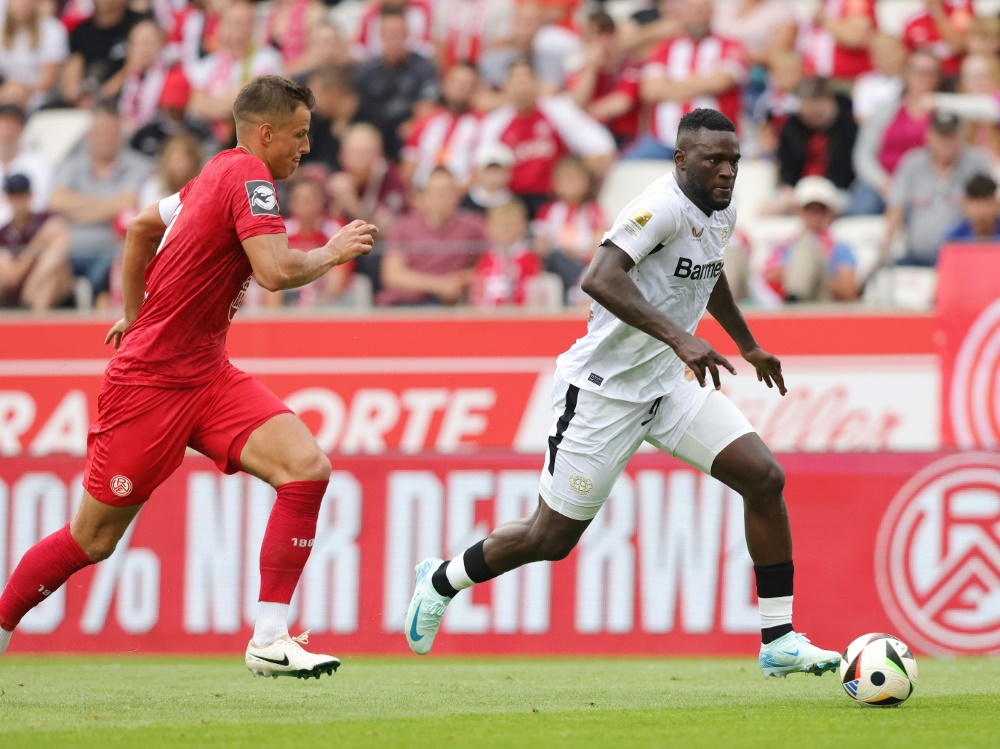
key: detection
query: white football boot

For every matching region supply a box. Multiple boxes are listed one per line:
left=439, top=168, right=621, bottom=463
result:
left=245, top=630, right=340, bottom=680
left=759, top=631, right=841, bottom=679
left=403, top=558, right=452, bottom=655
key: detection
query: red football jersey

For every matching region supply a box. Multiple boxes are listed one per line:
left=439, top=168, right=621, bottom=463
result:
left=108, top=148, right=286, bottom=387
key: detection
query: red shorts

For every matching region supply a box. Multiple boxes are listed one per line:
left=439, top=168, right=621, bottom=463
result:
left=84, top=362, right=291, bottom=506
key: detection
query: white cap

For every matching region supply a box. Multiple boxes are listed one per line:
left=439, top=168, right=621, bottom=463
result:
left=793, top=176, right=842, bottom=213
left=475, top=144, right=515, bottom=170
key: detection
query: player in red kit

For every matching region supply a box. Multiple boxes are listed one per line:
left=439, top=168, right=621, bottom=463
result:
left=0, top=76, right=378, bottom=679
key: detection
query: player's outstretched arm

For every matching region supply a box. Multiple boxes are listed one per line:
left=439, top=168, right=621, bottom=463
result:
left=105, top=200, right=169, bottom=349
left=242, top=220, right=378, bottom=292
left=582, top=241, right=736, bottom=389
left=707, top=272, right=786, bottom=395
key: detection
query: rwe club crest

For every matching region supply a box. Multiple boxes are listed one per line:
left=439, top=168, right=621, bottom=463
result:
left=876, top=453, right=1000, bottom=654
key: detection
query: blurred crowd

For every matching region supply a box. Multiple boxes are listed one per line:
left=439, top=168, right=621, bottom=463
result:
left=2, top=0, right=1000, bottom=312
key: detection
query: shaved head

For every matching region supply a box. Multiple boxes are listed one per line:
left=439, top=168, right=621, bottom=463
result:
left=674, top=109, right=740, bottom=215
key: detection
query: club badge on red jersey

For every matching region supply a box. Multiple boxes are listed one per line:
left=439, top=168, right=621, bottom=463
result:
left=245, top=180, right=280, bottom=216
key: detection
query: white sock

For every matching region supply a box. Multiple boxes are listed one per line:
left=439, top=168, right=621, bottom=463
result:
left=253, top=601, right=289, bottom=647
left=759, top=595, right=793, bottom=631
left=0, top=627, right=11, bottom=657
left=445, top=555, right=475, bottom=592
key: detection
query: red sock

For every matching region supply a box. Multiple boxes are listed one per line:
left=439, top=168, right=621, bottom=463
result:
left=0, top=524, right=93, bottom=631
left=258, top=480, right=327, bottom=603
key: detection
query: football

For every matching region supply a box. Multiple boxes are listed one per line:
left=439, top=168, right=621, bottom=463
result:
left=840, top=633, right=918, bottom=707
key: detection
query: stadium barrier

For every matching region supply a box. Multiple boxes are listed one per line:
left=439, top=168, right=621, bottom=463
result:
left=1, top=450, right=997, bottom=657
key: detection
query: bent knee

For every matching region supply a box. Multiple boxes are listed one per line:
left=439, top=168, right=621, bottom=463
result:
left=746, top=460, right=785, bottom=501
left=295, top=450, right=331, bottom=483
left=80, top=536, right=118, bottom=563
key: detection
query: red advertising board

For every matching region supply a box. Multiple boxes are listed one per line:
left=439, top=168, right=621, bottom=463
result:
left=0, top=313, right=940, bottom=456
left=3, top=451, right=998, bottom=656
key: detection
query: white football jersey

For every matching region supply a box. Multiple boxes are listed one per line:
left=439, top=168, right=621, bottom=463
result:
left=557, top=172, right=737, bottom=403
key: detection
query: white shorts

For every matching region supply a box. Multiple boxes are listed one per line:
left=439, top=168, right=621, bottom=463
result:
left=539, top=371, right=755, bottom=521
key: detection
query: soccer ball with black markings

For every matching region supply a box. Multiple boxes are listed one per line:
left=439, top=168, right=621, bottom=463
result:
left=840, top=633, right=918, bottom=707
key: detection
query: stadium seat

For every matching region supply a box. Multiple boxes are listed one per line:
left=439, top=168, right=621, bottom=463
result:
left=523, top=272, right=565, bottom=309
left=346, top=272, right=373, bottom=308
left=23, top=108, right=94, bottom=167
left=733, top=159, right=777, bottom=224
left=830, top=215, right=886, bottom=283
left=863, top=266, right=937, bottom=310
left=598, top=159, right=673, bottom=222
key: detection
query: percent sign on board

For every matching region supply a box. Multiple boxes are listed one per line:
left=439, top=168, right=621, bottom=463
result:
left=80, top=522, right=161, bottom=634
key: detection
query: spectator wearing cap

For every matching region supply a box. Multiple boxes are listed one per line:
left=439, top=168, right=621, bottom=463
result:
left=60, top=0, right=149, bottom=107
left=567, top=11, right=642, bottom=150
left=764, top=176, right=858, bottom=303
left=0, top=0, right=69, bottom=111
left=475, top=59, right=615, bottom=218
left=353, top=6, right=441, bottom=162
left=0, top=103, right=53, bottom=227
left=461, top=144, right=515, bottom=215
left=631, top=0, right=747, bottom=161
left=128, top=66, right=215, bottom=159
left=401, top=62, right=481, bottom=190
left=850, top=51, right=942, bottom=217
left=943, top=174, right=1000, bottom=242
left=51, top=100, right=153, bottom=303
left=0, top=173, right=73, bottom=310
left=882, top=111, right=991, bottom=267
left=377, top=166, right=487, bottom=307
left=772, top=77, right=857, bottom=214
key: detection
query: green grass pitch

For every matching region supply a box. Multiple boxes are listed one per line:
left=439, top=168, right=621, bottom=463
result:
left=1, top=656, right=998, bottom=749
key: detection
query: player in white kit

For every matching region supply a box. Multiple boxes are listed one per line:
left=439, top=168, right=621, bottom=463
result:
left=404, top=109, right=841, bottom=679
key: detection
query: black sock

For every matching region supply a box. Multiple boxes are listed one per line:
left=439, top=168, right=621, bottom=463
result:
left=429, top=540, right=500, bottom=598
left=755, top=561, right=794, bottom=645
left=762, top=623, right=794, bottom=644
left=463, top=539, right=500, bottom=583
left=431, top=561, right=459, bottom=598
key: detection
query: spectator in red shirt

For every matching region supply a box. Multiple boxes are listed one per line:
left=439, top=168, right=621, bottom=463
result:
left=567, top=11, right=641, bottom=149
left=327, top=123, right=408, bottom=233
left=401, top=61, right=482, bottom=189
left=265, top=0, right=327, bottom=70
left=903, top=0, right=972, bottom=78
left=630, top=0, right=747, bottom=160
left=475, top=59, right=615, bottom=217
left=377, top=166, right=488, bottom=306
left=118, top=20, right=169, bottom=134
left=471, top=198, right=541, bottom=307
left=432, top=0, right=514, bottom=72
left=532, top=155, right=604, bottom=301
left=801, top=0, right=877, bottom=82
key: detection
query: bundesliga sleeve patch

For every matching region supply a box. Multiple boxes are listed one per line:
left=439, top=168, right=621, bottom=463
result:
left=622, top=208, right=653, bottom=238
left=245, top=180, right=280, bottom=216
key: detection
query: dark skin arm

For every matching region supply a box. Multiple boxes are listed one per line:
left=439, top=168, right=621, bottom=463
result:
left=581, top=241, right=736, bottom=389
left=706, top=270, right=787, bottom=395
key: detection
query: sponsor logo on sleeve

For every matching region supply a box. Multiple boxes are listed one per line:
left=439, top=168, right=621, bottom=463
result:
left=622, top=209, right=653, bottom=238
left=245, top=180, right=280, bottom=216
